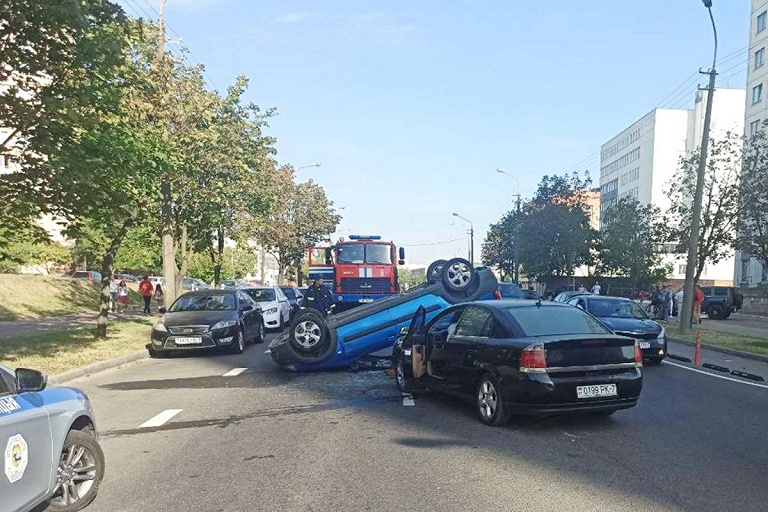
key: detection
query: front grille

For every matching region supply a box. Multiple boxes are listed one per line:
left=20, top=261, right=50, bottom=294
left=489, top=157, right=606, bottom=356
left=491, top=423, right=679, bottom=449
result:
left=339, top=277, right=391, bottom=294
left=168, top=325, right=210, bottom=335
left=615, top=331, right=658, bottom=341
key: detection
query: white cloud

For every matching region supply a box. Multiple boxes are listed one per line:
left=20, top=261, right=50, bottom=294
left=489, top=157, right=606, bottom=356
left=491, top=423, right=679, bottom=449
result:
left=277, top=11, right=310, bottom=24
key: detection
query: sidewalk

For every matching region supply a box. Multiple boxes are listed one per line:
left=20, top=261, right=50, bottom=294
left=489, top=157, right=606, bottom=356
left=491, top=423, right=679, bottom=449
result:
left=666, top=312, right=768, bottom=339
left=0, top=309, right=151, bottom=341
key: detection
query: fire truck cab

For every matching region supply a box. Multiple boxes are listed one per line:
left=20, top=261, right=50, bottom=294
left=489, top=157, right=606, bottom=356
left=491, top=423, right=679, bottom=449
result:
left=308, top=235, right=404, bottom=309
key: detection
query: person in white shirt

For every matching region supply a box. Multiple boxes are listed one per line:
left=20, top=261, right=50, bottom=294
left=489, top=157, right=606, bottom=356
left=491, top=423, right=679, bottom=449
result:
left=591, top=281, right=601, bottom=295
left=109, top=275, right=119, bottom=312
left=577, top=284, right=587, bottom=293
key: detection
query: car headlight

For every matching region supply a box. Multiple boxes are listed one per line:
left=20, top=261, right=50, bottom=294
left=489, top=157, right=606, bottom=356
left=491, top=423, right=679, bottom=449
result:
left=211, top=320, right=237, bottom=330
left=264, top=307, right=278, bottom=314
left=657, top=328, right=666, bottom=340
left=153, top=322, right=167, bottom=332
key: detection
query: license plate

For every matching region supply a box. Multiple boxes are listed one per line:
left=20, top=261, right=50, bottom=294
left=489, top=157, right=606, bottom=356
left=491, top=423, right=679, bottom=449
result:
left=359, top=298, right=374, bottom=303
left=174, top=337, right=202, bottom=345
left=577, top=384, right=617, bottom=399
left=639, top=341, right=651, bottom=349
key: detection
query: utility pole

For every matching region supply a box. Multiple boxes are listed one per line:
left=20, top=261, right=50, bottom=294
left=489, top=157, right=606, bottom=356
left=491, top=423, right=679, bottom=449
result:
left=496, top=168, right=522, bottom=283
left=681, top=0, right=717, bottom=333
left=452, top=212, right=474, bottom=265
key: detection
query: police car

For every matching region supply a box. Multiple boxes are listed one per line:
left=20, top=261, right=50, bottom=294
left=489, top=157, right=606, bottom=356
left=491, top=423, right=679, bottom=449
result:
left=0, top=363, right=105, bottom=512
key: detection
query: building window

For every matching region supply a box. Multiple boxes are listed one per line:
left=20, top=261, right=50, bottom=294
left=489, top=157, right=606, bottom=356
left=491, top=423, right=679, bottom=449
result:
left=678, top=264, right=687, bottom=275
left=759, top=11, right=767, bottom=33
left=757, top=48, right=765, bottom=69
left=753, top=84, right=763, bottom=105
left=751, top=120, right=761, bottom=138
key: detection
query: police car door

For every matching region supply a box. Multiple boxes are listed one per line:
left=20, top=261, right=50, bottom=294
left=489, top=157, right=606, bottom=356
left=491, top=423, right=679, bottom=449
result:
left=0, top=365, right=54, bottom=512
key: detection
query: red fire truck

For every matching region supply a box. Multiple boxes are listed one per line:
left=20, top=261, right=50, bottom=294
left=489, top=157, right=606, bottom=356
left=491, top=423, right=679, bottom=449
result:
left=307, top=235, right=405, bottom=310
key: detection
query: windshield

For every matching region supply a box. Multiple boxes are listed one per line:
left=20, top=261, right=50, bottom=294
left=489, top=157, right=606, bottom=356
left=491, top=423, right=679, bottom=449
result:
left=246, top=288, right=276, bottom=302
left=588, top=299, right=648, bottom=319
left=365, top=244, right=391, bottom=264
left=169, top=293, right=235, bottom=312
left=280, top=287, right=296, bottom=299
left=507, top=306, right=611, bottom=336
left=498, top=283, right=524, bottom=298
left=336, top=244, right=365, bottom=264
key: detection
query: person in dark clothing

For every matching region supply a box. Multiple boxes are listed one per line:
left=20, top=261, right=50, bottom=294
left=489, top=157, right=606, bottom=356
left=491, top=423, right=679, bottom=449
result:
left=304, top=278, right=334, bottom=316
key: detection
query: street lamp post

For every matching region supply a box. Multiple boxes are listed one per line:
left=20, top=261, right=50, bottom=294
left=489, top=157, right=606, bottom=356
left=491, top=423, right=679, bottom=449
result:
left=452, top=212, right=474, bottom=264
left=680, top=0, right=717, bottom=334
left=496, top=168, right=522, bottom=283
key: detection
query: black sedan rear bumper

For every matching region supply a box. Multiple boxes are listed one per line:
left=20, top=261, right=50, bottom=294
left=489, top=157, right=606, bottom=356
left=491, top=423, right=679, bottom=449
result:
left=507, top=397, right=638, bottom=416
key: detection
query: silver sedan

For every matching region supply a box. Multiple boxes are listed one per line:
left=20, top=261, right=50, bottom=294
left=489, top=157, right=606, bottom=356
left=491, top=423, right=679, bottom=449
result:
left=0, top=363, right=105, bottom=512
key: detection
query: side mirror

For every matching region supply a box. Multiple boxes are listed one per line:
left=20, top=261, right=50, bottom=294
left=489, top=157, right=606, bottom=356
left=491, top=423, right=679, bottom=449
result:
left=398, top=247, right=405, bottom=265
left=158, top=307, right=167, bottom=314
left=16, top=368, right=47, bottom=393
left=325, top=248, right=333, bottom=265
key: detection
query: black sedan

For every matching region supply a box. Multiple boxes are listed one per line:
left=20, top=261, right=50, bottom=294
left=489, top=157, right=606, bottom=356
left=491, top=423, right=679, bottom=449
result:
left=566, top=295, right=667, bottom=364
left=393, top=300, right=643, bottom=426
left=148, top=289, right=264, bottom=357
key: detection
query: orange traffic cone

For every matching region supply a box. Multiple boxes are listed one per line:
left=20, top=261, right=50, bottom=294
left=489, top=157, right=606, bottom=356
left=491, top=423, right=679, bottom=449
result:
left=693, top=330, right=702, bottom=367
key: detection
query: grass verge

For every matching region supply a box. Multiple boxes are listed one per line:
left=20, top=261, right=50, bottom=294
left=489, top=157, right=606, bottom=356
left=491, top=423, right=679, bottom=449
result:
left=0, top=317, right=153, bottom=375
left=666, top=325, right=768, bottom=357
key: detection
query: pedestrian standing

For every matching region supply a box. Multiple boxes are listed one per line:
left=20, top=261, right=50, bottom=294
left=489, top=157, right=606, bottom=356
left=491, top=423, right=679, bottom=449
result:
left=693, top=284, right=705, bottom=325
left=577, top=284, right=587, bottom=293
left=591, top=281, right=601, bottom=295
left=139, top=275, right=154, bottom=314
left=153, top=283, right=164, bottom=310
left=658, top=285, right=670, bottom=321
left=304, top=278, right=334, bottom=316
left=109, top=274, right=119, bottom=312
left=117, top=280, right=129, bottom=312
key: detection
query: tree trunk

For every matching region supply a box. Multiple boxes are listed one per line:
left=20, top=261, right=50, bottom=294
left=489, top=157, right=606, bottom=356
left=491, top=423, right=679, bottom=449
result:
left=213, top=226, right=224, bottom=286
left=175, top=225, right=190, bottom=294
left=161, top=180, right=177, bottom=306
left=96, top=210, right=139, bottom=339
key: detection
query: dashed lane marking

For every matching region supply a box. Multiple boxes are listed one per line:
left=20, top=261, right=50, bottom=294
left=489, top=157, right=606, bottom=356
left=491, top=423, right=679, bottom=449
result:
left=139, top=409, right=183, bottom=428
left=222, top=367, right=248, bottom=377
left=663, top=360, right=768, bottom=389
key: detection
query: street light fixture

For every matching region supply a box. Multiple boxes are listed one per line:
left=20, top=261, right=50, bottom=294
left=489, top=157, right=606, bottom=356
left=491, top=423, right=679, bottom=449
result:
left=296, top=162, right=322, bottom=171
left=496, top=168, right=522, bottom=283
left=680, top=0, right=718, bottom=333
left=452, top=212, right=474, bottom=264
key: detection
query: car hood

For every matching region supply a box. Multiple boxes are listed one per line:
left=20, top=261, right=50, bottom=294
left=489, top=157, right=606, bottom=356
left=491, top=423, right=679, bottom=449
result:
left=162, top=310, right=237, bottom=327
left=597, top=316, right=661, bottom=335
left=254, top=300, right=279, bottom=310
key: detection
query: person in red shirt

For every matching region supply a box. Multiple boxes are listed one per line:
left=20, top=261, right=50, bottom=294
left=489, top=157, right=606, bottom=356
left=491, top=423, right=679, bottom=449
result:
left=693, top=284, right=705, bottom=325
left=139, top=275, right=155, bottom=314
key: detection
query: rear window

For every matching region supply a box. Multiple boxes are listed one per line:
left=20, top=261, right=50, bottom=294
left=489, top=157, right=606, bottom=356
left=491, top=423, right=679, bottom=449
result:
left=281, top=287, right=297, bottom=299
left=507, top=306, right=611, bottom=337
left=498, top=283, right=524, bottom=299
left=246, top=288, right=276, bottom=302
left=713, top=288, right=729, bottom=296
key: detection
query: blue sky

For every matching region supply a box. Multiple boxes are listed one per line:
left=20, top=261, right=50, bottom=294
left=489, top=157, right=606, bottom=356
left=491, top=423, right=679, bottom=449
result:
left=121, top=0, right=750, bottom=265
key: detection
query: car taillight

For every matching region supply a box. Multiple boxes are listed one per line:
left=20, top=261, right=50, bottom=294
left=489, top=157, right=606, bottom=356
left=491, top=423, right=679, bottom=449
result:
left=493, top=290, right=501, bottom=300
left=634, top=342, right=643, bottom=365
left=520, top=343, right=546, bottom=373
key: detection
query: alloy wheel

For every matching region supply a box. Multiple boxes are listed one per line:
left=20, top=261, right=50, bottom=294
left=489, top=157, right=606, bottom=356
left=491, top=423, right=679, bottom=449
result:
left=478, top=380, right=497, bottom=419
left=48, top=443, right=98, bottom=508
left=294, top=320, right=322, bottom=349
left=446, top=261, right=472, bottom=288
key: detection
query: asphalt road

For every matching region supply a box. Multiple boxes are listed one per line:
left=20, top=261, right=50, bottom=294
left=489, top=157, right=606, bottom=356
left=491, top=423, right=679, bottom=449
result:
left=64, top=330, right=768, bottom=512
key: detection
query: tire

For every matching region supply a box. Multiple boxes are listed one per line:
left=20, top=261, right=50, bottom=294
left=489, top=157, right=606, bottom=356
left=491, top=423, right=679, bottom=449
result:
left=288, top=310, right=331, bottom=356
left=441, top=258, right=477, bottom=294
left=708, top=304, right=725, bottom=320
left=254, top=321, right=265, bottom=344
left=44, top=429, right=105, bottom=512
left=475, top=374, right=511, bottom=426
left=394, top=353, right=413, bottom=393
left=426, top=259, right=448, bottom=284
left=231, top=329, right=246, bottom=354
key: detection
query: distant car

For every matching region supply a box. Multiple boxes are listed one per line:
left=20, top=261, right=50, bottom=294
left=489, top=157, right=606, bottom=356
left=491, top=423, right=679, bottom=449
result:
left=280, top=286, right=304, bottom=320
left=392, top=300, right=643, bottom=425
left=242, top=286, right=292, bottom=331
left=181, top=277, right=211, bottom=292
left=567, top=294, right=666, bottom=364
left=497, top=282, right=525, bottom=299
left=0, top=364, right=106, bottom=512
left=148, top=276, right=164, bottom=287
left=148, top=289, right=264, bottom=357
left=700, top=286, right=743, bottom=320
left=522, top=289, right=540, bottom=300
left=553, top=290, right=589, bottom=303
left=70, top=270, right=102, bottom=282
left=219, top=280, right=238, bottom=289
left=114, top=272, right=138, bottom=283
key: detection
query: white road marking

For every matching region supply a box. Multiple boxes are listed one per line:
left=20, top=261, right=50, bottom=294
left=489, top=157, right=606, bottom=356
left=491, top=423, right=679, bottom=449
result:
left=663, top=360, right=768, bottom=389
left=402, top=394, right=415, bottom=407
left=222, top=367, right=248, bottom=377
left=139, top=409, right=183, bottom=428
left=264, top=349, right=271, bottom=354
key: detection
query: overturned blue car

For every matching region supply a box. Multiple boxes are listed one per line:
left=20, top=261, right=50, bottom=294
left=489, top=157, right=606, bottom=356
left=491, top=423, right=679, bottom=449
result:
left=269, top=258, right=499, bottom=371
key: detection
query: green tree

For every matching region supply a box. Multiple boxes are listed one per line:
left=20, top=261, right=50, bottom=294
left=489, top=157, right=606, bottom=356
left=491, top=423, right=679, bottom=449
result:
left=481, top=209, right=523, bottom=280
left=596, top=198, right=669, bottom=291
left=666, top=133, right=742, bottom=282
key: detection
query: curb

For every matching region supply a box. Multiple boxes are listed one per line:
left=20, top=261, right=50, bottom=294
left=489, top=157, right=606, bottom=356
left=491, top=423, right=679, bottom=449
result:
left=49, top=350, right=148, bottom=386
left=668, top=337, right=768, bottom=364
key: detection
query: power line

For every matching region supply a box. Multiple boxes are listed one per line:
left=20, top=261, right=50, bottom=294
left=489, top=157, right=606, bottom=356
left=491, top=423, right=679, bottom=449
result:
left=402, top=237, right=469, bottom=247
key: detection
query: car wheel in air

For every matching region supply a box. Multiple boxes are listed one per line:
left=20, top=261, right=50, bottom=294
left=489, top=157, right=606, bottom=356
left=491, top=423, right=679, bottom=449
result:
left=708, top=304, right=725, bottom=320
left=475, top=374, right=511, bottom=426
left=288, top=310, right=330, bottom=354
left=44, top=429, right=105, bottom=512
left=441, top=258, right=477, bottom=293
left=231, top=329, right=246, bottom=354
left=426, top=259, right=448, bottom=284
left=395, top=353, right=413, bottom=393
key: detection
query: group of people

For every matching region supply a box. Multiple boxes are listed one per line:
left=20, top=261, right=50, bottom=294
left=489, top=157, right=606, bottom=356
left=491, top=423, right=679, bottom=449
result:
left=577, top=281, right=602, bottom=295
left=644, top=284, right=705, bottom=324
left=108, top=275, right=164, bottom=314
